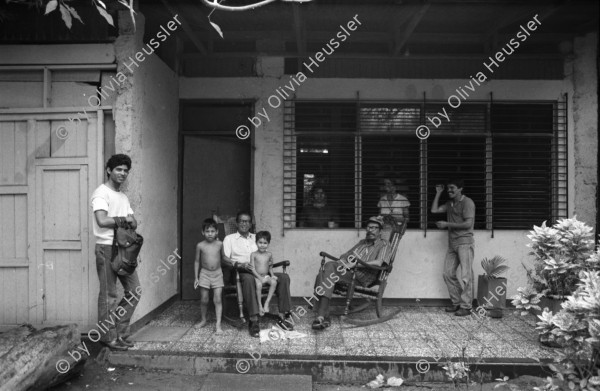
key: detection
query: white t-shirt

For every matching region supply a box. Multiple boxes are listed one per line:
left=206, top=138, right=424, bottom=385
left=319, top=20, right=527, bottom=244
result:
left=91, top=184, right=134, bottom=245
left=378, top=193, right=410, bottom=218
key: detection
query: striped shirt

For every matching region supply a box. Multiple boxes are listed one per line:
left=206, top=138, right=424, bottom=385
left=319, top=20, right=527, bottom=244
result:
left=340, top=237, right=390, bottom=286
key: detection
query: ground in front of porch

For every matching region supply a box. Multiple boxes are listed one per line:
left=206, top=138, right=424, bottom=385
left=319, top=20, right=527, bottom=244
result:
left=106, top=300, right=554, bottom=387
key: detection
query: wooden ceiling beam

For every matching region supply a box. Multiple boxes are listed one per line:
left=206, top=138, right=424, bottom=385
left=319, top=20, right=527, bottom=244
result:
left=292, top=4, right=307, bottom=57
left=182, top=52, right=563, bottom=60
left=393, top=2, right=431, bottom=56
left=484, top=4, right=561, bottom=52
left=159, top=0, right=208, bottom=55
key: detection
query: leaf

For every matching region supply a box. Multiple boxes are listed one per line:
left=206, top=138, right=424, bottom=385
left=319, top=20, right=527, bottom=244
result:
left=209, top=20, right=224, bottom=38
left=97, top=0, right=106, bottom=9
left=118, top=0, right=137, bottom=31
left=96, top=5, right=114, bottom=26
left=45, top=0, right=58, bottom=15
left=59, top=4, right=72, bottom=29
left=64, top=4, right=83, bottom=24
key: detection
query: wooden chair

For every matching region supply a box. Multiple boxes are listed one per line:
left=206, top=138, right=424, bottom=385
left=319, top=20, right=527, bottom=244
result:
left=318, top=215, right=407, bottom=326
left=213, top=212, right=290, bottom=326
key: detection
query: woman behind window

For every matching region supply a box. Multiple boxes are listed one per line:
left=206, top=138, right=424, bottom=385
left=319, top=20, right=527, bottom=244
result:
left=378, top=178, right=410, bottom=223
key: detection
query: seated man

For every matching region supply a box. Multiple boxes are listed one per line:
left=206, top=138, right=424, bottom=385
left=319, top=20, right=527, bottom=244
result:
left=309, top=216, right=390, bottom=330
left=221, top=211, right=294, bottom=337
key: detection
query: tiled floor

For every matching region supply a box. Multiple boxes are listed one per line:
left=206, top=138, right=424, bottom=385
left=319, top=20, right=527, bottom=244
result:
left=128, top=301, right=556, bottom=363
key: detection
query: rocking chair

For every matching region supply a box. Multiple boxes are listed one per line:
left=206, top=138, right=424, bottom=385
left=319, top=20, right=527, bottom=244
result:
left=213, top=212, right=290, bottom=327
left=318, top=215, right=407, bottom=327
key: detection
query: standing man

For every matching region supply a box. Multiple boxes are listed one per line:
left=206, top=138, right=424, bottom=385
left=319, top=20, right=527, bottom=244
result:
left=91, top=154, right=140, bottom=350
left=431, top=179, right=475, bottom=317
left=222, top=212, right=294, bottom=337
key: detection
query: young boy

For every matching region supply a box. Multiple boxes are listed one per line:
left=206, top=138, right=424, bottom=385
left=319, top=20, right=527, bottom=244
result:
left=250, top=231, right=278, bottom=316
left=194, top=218, right=224, bottom=333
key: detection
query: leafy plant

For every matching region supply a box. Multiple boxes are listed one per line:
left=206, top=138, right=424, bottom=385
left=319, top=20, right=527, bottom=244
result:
left=533, top=271, right=600, bottom=390
left=525, top=217, right=596, bottom=298
left=482, top=256, right=509, bottom=279
left=5, top=0, right=134, bottom=29
left=512, top=286, right=546, bottom=316
left=443, top=361, right=470, bottom=385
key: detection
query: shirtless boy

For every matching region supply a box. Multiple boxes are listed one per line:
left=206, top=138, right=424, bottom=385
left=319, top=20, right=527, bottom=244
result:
left=194, top=218, right=224, bottom=333
left=250, top=231, right=278, bottom=316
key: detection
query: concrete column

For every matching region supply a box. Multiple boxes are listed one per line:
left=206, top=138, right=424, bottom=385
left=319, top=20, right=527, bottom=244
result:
left=113, top=11, right=145, bottom=223
left=571, top=32, right=598, bottom=227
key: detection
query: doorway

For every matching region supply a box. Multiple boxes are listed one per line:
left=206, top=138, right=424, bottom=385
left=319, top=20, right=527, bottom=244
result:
left=180, top=102, right=252, bottom=300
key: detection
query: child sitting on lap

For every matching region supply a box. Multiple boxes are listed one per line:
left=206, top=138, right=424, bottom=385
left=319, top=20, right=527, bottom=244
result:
left=251, top=231, right=278, bottom=316
left=194, top=218, right=224, bottom=334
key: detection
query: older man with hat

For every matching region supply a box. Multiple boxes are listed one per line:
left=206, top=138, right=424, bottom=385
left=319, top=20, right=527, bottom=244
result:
left=310, top=216, right=390, bottom=330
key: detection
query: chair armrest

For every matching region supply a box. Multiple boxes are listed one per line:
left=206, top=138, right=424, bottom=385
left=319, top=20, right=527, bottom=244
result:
left=355, top=258, right=390, bottom=271
left=319, top=251, right=339, bottom=261
left=273, top=260, right=290, bottom=268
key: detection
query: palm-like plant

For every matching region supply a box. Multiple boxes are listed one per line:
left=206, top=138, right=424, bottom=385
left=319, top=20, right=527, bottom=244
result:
left=481, top=256, right=509, bottom=279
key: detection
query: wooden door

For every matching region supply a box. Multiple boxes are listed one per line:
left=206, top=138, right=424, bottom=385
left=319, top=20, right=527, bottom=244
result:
left=0, top=112, right=99, bottom=327
left=181, top=136, right=251, bottom=300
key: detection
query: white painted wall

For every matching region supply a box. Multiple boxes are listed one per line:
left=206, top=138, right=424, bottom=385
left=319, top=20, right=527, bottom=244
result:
left=133, top=52, right=179, bottom=323
left=180, top=32, right=597, bottom=300
left=112, top=13, right=179, bottom=324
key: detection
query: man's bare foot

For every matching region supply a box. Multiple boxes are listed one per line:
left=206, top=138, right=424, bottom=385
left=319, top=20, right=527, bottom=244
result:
left=263, top=301, right=270, bottom=313
left=259, top=307, right=265, bottom=316
left=198, top=320, right=207, bottom=328
left=215, top=325, right=223, bottom=334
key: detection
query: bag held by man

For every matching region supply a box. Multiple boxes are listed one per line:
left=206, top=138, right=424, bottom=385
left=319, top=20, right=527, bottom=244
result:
left=111, top=216, right=143, bottom=275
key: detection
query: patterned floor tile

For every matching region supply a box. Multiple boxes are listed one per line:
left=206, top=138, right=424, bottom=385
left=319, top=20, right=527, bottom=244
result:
left=125, top=302, right=564, bottom=362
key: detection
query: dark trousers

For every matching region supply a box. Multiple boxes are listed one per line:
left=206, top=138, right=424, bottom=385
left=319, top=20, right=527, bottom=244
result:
left=314, top=260, right=354, bottom=299
left=95, top=244, right=141, bottom=342
left=238, top=270, right=291, bottom=317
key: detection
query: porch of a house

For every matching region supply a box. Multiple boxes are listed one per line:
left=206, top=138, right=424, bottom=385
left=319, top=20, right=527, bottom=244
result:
left=108, top=299, right=557, bottom=385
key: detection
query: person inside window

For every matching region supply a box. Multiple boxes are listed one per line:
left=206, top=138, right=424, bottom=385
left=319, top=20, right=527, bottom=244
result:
left=378, top=178, right=410, bottom=223
left=299, top=187, right=339, bottom=228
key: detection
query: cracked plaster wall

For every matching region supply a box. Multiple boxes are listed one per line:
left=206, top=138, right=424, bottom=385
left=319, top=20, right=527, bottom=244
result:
left=570, top=33, right=598, bottom=225
left=113, top=12, right=179, bottom=323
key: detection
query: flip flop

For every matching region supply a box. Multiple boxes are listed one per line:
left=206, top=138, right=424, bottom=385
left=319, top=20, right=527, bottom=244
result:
left=311, top=317, right=326, bottom=330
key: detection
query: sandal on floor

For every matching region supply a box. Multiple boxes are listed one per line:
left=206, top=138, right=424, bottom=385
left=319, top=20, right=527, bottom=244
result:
left=312, top=317, right=326, bottom=330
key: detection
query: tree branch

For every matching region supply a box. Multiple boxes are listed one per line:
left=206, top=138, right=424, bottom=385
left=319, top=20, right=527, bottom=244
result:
left=200, top=0, right=311, bottom=12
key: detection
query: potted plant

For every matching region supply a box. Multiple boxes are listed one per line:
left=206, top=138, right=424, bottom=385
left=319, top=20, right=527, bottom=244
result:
left=477, top=256, right=509, bottom=318
left=513, top=217, right=596, bottom=317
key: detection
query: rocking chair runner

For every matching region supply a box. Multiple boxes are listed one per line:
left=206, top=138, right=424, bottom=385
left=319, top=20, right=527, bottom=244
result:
left=213, top=212, right=290, bottom=326
left=318, top=215, right=407, bottom=326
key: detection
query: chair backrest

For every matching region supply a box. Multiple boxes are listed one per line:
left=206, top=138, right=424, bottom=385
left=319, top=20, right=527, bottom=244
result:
left=212, top=211, right=256, bottom=240
left=380, top=215, right=407, bottom=269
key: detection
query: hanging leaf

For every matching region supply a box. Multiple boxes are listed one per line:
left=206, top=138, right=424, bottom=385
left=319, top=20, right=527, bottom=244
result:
left=45, top=0, right=58, bottom=15
left=96, top=5, right=114, bottom=26
left=130, top=8, right=136, bottom=31
left=118, top=0, right=137, bottom=31
left=64, top=4, right=83, bottom=24
left=209, top=21, right=224, bottom=38
left=59, top=4, right=72, bottom=29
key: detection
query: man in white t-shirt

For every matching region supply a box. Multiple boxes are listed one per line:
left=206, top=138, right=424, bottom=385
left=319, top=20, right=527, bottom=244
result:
left=91, top=154, right=140, bottom=351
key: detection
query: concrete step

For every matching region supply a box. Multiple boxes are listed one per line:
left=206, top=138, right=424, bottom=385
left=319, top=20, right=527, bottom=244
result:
left=108, top=350, right=552, bottom=384
left=200, top=373, right=312, bottom=391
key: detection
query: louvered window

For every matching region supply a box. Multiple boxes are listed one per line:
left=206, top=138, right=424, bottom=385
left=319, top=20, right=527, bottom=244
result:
left=283, top=99, right=567, bottom=231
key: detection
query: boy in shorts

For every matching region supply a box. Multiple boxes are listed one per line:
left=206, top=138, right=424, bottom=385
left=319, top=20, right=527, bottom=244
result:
left=250, top=231, right=278, bottom=316
left=194, top=218, right=224, bottom=333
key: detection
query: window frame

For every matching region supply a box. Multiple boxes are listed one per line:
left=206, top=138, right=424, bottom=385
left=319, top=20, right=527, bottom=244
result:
left=283, top=98, right=568, bottom=232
